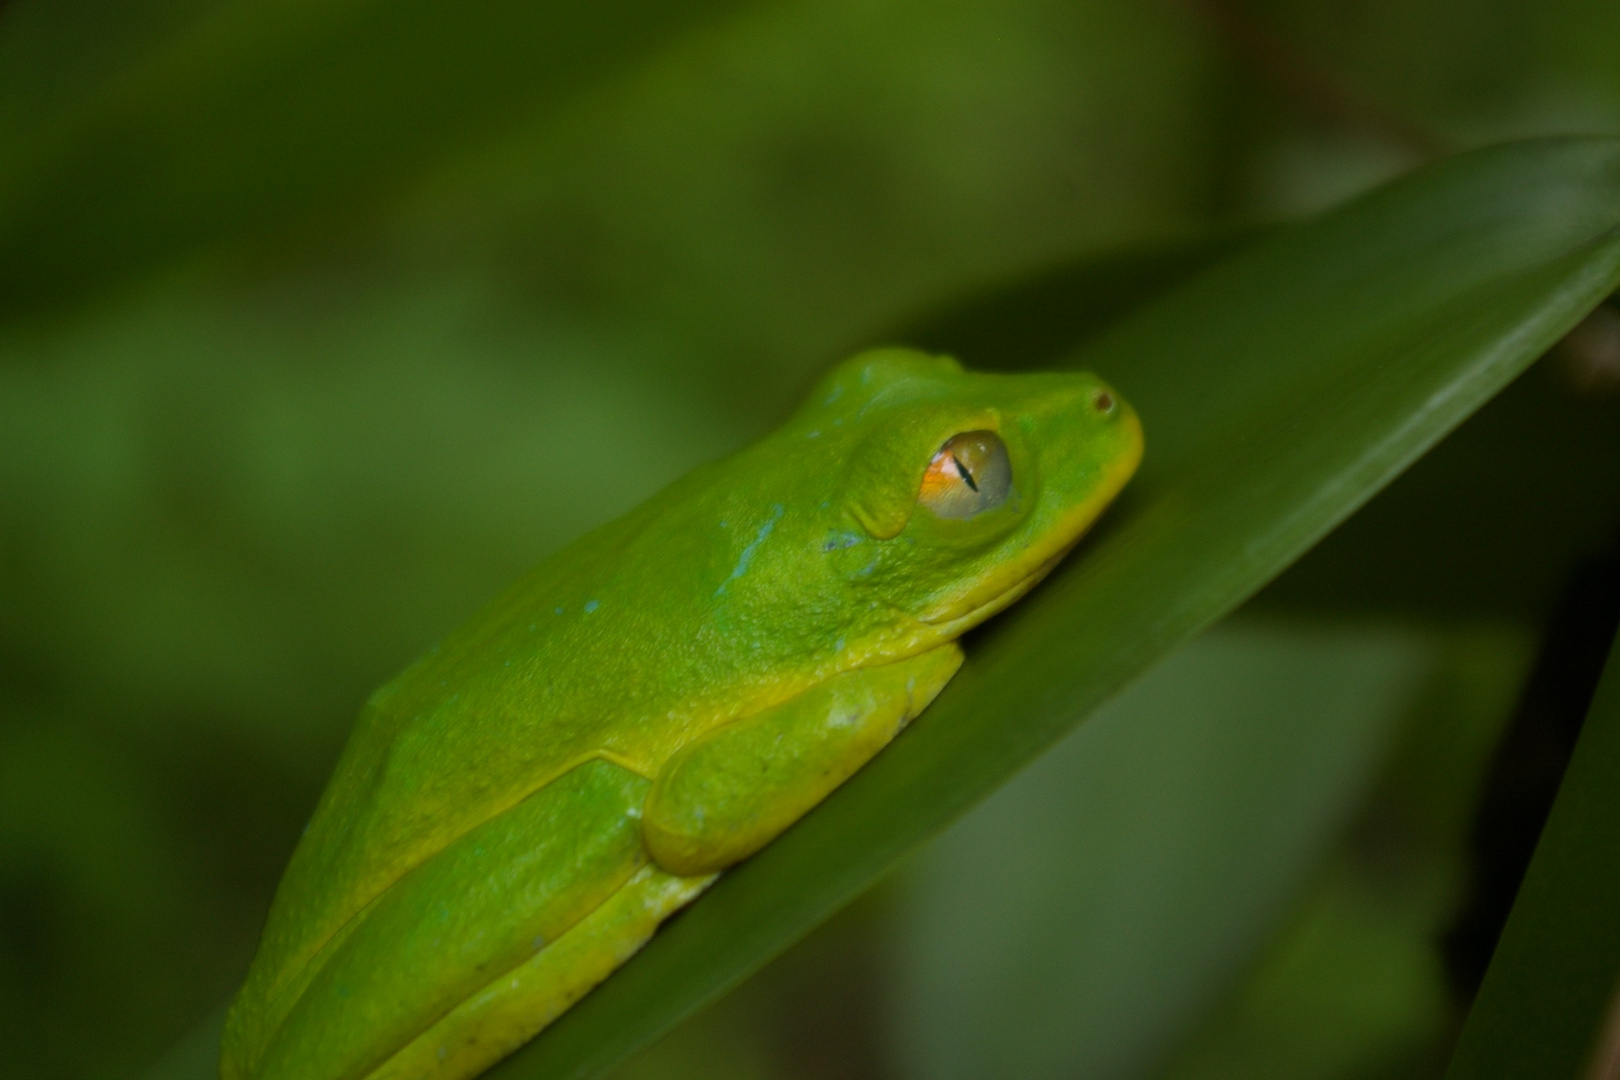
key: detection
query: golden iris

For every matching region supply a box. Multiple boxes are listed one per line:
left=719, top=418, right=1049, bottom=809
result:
left=918, top=431, right=1011, bottom=519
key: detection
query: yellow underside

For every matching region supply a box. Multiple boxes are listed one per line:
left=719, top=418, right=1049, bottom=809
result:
left=363, top=864, right=715, bottom=1080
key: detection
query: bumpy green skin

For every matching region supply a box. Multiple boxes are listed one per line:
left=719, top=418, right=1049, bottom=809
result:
left=221, top=349, right=1143, bottom=1080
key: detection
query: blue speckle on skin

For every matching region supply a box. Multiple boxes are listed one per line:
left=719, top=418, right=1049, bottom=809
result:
left=807, top=430, right=820, bottom=438
left=584, top=600, right=600, bottom=614
left=716, top=503, right=785, bottom=596
left=824, top=385, right=843, bottom=405
left=821, top=531, right=862, bottom=552
left=554, top=606, right=564, bottom=615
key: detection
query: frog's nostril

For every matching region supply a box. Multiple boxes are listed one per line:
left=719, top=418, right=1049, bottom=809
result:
left=1091, top=390, right=1115, bottom=413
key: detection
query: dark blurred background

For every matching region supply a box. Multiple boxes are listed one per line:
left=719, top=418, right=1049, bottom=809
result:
left=3, top=1, right=1620, bottom=1078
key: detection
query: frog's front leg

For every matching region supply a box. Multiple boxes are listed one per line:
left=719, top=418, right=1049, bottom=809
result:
left=643, top=644, right=964, bottom=877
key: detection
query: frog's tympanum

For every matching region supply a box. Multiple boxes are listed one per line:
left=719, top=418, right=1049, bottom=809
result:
left=222, top=349, right=1143, bottom=1080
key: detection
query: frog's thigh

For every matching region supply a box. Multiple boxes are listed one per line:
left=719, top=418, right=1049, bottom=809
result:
left=366, top=864, right=715, bottom=1080
left=644, top=644, right=964, bottom=877
left=253, top=758, right=651, bottom=1080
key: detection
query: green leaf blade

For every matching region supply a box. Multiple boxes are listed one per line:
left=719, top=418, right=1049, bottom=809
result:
left=489, top=137, right=1620, bottom=1080
left=1444, top=630, right=1620, bottom=1079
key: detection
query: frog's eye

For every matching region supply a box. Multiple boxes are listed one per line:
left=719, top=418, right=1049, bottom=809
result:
left=918, top=431, right=1012, bottom=519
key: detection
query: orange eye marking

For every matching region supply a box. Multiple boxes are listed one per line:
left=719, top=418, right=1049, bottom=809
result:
left=920, top=453, right=967, bottom=499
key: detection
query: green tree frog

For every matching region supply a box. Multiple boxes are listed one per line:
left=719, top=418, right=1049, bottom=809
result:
left=221, top=348, right=1143, bottom=1080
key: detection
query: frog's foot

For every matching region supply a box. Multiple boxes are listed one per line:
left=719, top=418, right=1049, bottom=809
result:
left=643, top=643, right=964, bottom=876
left=364, top=864, right=714, bottom=1080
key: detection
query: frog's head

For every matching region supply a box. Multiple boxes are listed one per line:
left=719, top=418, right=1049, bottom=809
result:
left=799, top=347, right=1142, bottom=643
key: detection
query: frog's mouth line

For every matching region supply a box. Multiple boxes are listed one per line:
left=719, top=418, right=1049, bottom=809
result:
left=921, top=545, right=1073, bottom=637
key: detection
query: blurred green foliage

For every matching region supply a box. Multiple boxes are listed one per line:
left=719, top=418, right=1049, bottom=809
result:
left=2, top=1, right=1619, bottom=1079
left=896, top=623, right=1449, bottom=1080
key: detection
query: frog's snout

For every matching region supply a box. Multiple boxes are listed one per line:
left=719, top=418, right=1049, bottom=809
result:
left=1028, top=372, right=1143, bottom=521
left=1041, top=374, right=1141, bottom=452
